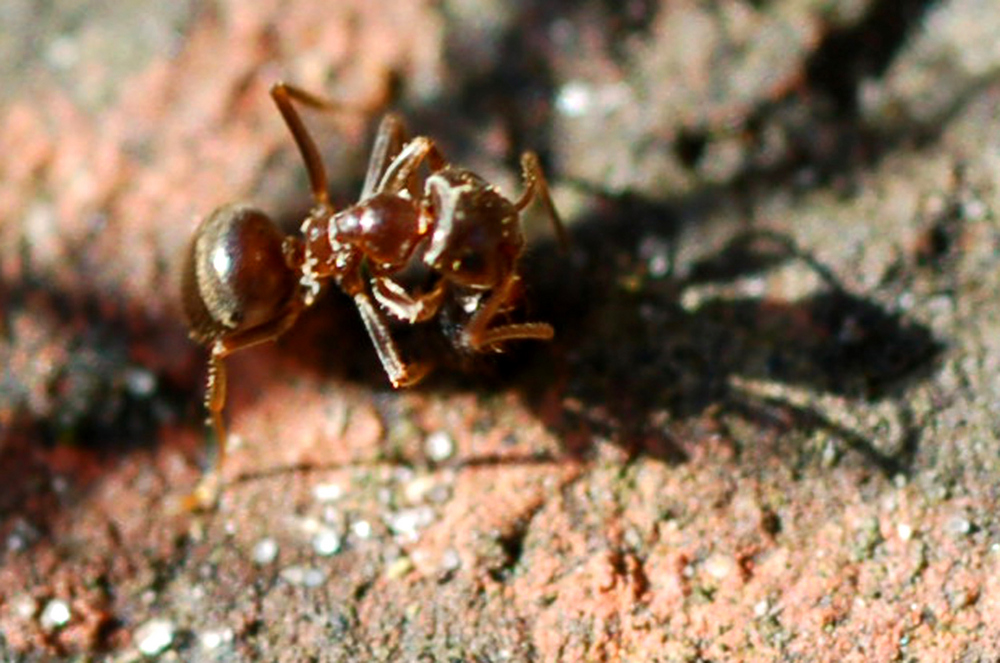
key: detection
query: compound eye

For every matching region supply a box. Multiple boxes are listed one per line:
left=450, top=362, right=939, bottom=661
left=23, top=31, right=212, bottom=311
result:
left=182, top=204, right=297, bottom=343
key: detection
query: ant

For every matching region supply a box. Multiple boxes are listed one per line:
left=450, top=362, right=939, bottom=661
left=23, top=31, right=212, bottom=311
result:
left=180, top=82, right=566, bottom=507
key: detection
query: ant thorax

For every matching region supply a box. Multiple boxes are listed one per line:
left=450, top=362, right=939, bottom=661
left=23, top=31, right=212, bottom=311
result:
left=422, top=173, right=478, bottom=272
left=421, top=168, right=524, bottom=289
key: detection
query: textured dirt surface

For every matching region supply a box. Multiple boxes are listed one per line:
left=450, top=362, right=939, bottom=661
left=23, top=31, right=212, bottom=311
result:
left=2, top=0, right=1000, bottom=661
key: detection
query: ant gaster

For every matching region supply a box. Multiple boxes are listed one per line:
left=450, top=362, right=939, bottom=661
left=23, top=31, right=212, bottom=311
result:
left=181, top=83, right=566, bottom=506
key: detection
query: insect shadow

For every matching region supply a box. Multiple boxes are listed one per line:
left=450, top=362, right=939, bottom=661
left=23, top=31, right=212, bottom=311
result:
left=506, top=190, right=943, bottom=476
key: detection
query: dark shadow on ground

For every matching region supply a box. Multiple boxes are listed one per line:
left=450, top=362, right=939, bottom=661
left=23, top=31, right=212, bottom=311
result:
left=510, top=204, right=942, bottom=475
left=0, top=252, right=198, bottom=552
left=399, top=0, right=951, bottom=475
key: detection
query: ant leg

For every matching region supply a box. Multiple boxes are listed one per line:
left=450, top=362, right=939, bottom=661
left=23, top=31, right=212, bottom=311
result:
left=361, top=114, right=408, bottom=200
left=352, top=290, right=430, bottom=387
left=205, top=352, right=228, bottom=471
left=181, top=351, right=228, bottom=510
left=183, top=303, right=305, bottom=510
left=462, top=273, right=554, bottom=351
left=371, top=276, right=446, bottom=324
left=374, top=136, right=447, bottom=196
left=515, top=152, right=569, bottom=250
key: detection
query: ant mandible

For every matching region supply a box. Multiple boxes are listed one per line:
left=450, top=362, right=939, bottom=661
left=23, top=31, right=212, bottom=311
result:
left=180, top=82, right=566, bottom=506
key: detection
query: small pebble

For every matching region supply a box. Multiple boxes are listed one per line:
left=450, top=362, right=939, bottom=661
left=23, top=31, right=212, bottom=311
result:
left=125, top=367, right=157, bottom=396
left=351, top=520, right=372, bottom=539
left=704, top=554, right=735, bottom=580
left=301, top=568, right=326, bottom=587
left=428, top=481, right=453, bottom=505
left=964, top=199, right=987, bottom=220
left=404, top=476, right=436, bottom=504
left=50, top=476, right=69, bottom=495
left=948, top=586, right=976, bottom=610
left=252, top=538, right=279, bottom=565
left=555, top=81, right=592, bottom=117
left=387, top=507, right=435, bottom=541
left=7, top=519, right=39, bottom=552
left=312, top=482, right=343, bottom=503
left=280, top=565, right=326, bottom=588
left=638, top=235, right=671, bottom=278
left=947, top=516, right=972, bottom=537
left=6, top=532, right=27, bottom=552
left=897, top=523, right=914, bottom=541
left=200, top=627, right=234, bottom=651
left=440, top=548, right=462, bottom=574
left=425, top=431, right=455, bottom=462
left=13, top=595, right=37, bottom=620
left=392, top=466, right=415, bottom=484
left=135, top=618, right=175, bottom=656
left=386, top=556, right=414, bottom=580
left=312, top=527, right=342, bottom=556
left=39, top=599, right=71, bottom=631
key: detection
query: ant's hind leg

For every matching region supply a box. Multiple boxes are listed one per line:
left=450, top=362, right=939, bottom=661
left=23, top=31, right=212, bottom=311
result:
left=181, top=305, right=305, bottom=511
left=181, top=352, right=228, bottom=510
left=516, top=152, right=569, bottom=250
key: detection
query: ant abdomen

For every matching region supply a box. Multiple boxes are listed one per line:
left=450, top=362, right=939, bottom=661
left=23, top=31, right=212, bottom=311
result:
left=182, top=203, right=299, bottom=344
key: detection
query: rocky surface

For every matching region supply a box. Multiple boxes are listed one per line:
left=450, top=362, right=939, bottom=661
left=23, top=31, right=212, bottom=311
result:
left=2, top=1, right=1000, bottom=660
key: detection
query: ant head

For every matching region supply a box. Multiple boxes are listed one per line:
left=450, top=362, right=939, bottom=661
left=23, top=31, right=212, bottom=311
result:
left=182, top=203, right=300, bottom=344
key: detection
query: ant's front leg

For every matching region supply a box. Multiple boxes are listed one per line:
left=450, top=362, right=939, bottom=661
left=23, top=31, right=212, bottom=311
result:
left=352, top=288, right=430, bottom=387
left=371, top=276, right=446, bottom=324
left=339, top=268, right=430, bottom=388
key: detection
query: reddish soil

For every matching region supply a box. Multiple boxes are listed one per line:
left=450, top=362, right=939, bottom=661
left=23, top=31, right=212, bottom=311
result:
left=2, top=1, right=1000, bottom=661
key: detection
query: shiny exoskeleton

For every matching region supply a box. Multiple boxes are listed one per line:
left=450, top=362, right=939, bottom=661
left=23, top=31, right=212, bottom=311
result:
left=180, top=82, right=565, bottom=506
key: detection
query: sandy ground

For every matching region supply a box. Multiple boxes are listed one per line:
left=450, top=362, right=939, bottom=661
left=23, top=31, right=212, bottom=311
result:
left=2, top=0, right=1000, bottom=660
